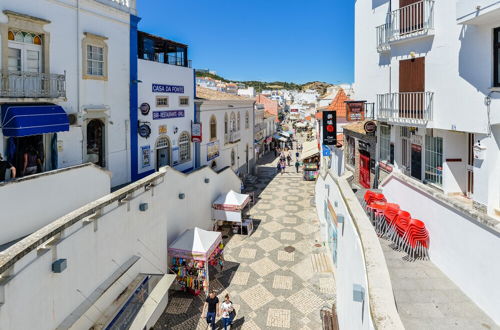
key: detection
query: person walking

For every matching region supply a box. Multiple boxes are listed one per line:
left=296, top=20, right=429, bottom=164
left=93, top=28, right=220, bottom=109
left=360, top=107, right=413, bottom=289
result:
left=220, top=294, right=235, bottom=330
left=203, top=290, right=219, bottom=330
left=280, top=159, right=286, bottom=175
left=295, top=160, right=300, bottom=173
left=0, top=153, right=16, bottom=182
left=276, top=161, right=281, bottom=174
left=287, top=153, right=292, bottom=166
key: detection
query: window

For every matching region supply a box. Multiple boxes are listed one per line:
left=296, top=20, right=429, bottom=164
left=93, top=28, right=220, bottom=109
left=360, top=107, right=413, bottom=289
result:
left=82, top=32, right=108, bottom=80
left=178, top=132, right=191, bottom=163
left=156, top=96, right=169, bottom=107
left=494, top=27, right=500, bottom=87
left=400, top=127, right=411, bottom=169
left=379, top=125, right=391, bottom=163
left=210, top=115, right=217, bottom=140
left=230, top=112, right=236, bottom=132
left=425, top=135, right=443, bottom=186
left=231, top=149, right=235, bottom=166
left=245, top=111, right=249, bottom=128
left=179, top=96, right=189, bottom=106
left=237, top=112, right=241, bottom=131
left=8, top=30, right=43, bottom=73
left=87, top=45, right=104, bottom=76
left=347, top=136, right=355, bottom=166
left=224, top=113, right=228, bottom=134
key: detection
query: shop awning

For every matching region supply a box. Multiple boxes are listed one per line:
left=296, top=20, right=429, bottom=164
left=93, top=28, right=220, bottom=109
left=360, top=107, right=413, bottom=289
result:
left=273, top=134, right=287, bottom=142
left=1, top=104, right=69, bottom=137
left=301, top=141, right=320, bottom=161
left=279, top=131, right=291, bottom=137
left=168, top=227, right=222, bottom=260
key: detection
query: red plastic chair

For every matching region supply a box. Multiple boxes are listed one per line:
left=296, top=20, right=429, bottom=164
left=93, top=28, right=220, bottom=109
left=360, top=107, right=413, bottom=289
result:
left=363, top=190, right=375, bottom=209
left=403, top=219, right=429, bottom=260
left=386, top=210, right=411, bottom=244
left=367, top=202, right=387, bottom=226
left=365, top=192, right=386, bottom=212
left=379, top=203, right=399, bottom=235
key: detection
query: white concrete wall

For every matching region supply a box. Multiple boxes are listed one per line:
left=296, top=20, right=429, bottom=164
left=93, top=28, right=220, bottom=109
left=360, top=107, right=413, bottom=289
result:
left=0, top=165, right=240, bottom=330
left=0, top=0, right=133, bottom=187
left=381, top=175, right=500, bottom=324
left=199, top=100, right=255, bottom=174
left=138, top=59, right=195, bottom=174
left=0, top=164, right=110, bottom=245
left=315, top=174, right=373, bottom=330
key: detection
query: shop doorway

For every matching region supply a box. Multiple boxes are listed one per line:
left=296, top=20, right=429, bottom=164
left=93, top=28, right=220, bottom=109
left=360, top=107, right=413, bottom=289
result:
left=10, top=134, right=51, bottom=177
left=87, top=119, right=105, bottom=167
left=411, top=144, right=422, bottom=180
left=359, top=152, right=371, bottom=188
left=156, top=136, right=170, bottom=170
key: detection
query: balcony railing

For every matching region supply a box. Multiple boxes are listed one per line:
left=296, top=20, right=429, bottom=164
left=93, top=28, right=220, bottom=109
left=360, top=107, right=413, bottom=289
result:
left=0, top=71, right=66, bottom=98
left=229, top=131, right=241, bottom=143
left=376, top=0, right=435, bottom=52
left=377, top=92, right=434, bottom=124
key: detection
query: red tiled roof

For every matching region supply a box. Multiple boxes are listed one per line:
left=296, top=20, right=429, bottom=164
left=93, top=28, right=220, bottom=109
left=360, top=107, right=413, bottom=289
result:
left=327, top=89, right=349, bottom=118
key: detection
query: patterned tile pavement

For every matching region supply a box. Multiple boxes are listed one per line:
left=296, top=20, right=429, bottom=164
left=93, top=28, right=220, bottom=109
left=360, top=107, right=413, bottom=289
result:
left=154, top=150, right=336, bottom=329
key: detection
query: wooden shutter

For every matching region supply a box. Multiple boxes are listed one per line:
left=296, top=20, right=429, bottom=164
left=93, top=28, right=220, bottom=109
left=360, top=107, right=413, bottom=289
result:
left=399, top=57, right=425, bottom=118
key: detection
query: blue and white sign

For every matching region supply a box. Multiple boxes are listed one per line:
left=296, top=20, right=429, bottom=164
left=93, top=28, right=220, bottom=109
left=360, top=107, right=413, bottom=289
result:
left=152, top=84, right=184, bottom=93
left=322, top=145, right=331, bottom=157
left=153, top=110, right=185, bottom=120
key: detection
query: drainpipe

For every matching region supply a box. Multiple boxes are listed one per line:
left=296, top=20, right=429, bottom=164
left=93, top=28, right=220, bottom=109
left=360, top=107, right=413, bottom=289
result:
left=77, top=0, right=82, bottom=164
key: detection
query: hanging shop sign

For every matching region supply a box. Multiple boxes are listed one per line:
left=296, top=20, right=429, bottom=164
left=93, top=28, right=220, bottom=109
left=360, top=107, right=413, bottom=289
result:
left=411, top=134, right=423, bottom=146
left=140, top=103, right=150, bottom=115
left=141, top=145, right=151, bottom=168
left=364, top=121, right=376, bottom=134
left=153, top=110, right=185, bottom=120
left=158, top=125, right=167, bottom=134
left=207, top=141, right=220, bottom=161
left=152, top=84, right=184, bottom=93
left=322, top=111, right=337, bottom=145
left=379, top=161, right=393, bottom=173
left=192, top=122, right=202, bottom=142
left=138, top=123, right=151, bottom=138
left=345, top=101, right=366, bottom=122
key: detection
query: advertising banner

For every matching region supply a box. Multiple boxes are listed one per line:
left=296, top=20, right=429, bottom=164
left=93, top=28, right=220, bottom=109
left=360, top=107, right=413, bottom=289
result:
left=322, top=111, right=337, bottom=145
left=207, top=141, right=220, bottom=161
left=141, top=145, right=150, bottom=168
left=192, top=123, right=202, bottom=142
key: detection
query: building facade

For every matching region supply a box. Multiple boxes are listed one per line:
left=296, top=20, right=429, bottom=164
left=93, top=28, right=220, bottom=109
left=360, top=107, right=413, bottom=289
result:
left=197, top=99, right=255, bottom=176
left=0, top=0, right=135, bottom=187
left=132, top=31, right=195, bottom=181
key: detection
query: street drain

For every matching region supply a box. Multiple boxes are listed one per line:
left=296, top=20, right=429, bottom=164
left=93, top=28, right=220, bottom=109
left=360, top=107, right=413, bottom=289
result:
left=222, top=235, right=229, bottom=239
left=314, top=243, right=322, bottom=248
left=284, top=246, right=295, bottom=253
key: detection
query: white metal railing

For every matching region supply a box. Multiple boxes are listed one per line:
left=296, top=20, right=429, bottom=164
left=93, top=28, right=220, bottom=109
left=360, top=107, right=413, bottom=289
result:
left=0, top=70, right=66, bottom=98
left=377, top=92, right=434, bottom=124
left=376, top=0, right=434, bottom=52
left=229, top=130, right=241, bottom=143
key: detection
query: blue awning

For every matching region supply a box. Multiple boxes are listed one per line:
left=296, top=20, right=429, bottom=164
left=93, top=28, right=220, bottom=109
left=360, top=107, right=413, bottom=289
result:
left=1, top=104, right=69, bottom=137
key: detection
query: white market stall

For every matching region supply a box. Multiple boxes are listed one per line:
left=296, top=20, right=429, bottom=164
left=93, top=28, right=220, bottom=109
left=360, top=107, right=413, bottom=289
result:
left=212, top=190, right=253, bottom=235
left=168, top=227, right=224, bottom=295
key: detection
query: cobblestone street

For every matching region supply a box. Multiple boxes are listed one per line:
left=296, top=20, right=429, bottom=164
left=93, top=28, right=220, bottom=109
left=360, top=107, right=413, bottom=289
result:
left=155, top=151, right=336, bottom=329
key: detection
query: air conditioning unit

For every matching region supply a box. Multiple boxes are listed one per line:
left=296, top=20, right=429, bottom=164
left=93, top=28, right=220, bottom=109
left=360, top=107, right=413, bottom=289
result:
left=68, top=113, right=78, bottom=126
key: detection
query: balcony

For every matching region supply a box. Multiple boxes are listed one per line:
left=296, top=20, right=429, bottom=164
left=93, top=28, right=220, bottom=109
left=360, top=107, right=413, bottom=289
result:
left=457, top=0, right=500, bottom=25
left=229, top=130, right=241, bottom=143
left=377, top=92, right=433, bottom=125
left=376, top=0, right=435, bottom=53
left=0, top=70, right=66, bottom=99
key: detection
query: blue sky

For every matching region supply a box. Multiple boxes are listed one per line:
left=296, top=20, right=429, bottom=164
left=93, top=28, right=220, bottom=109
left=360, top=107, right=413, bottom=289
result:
left=137, top=0, right=354, bottom=84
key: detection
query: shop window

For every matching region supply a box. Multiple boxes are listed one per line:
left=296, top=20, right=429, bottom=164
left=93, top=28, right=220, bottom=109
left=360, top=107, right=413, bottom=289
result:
left=178, top=131, right=191, bottom=163
left=425, top=135, right=443, bottom=186
left=210, top=115, right=217, bottom=140
left=156, top=96, right=169, bottom=107
left=245, top=111, right=249, bottom=129
left=82, top=32, right=108, bottom=80
left=179, top=96, right=189, bottom=106
left=379, top=125, right=391, bottom=163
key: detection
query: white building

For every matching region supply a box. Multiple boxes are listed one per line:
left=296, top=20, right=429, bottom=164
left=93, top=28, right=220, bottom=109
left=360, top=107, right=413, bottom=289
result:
left=197, top=98, right=255, bottom=176
left=0, top=0, right=135, bottom=187
left=237, top=86, right=256, bottom=98
left=355, top=0, right=500, bottom=323
left=133, top=31, right=195, bottom=180
left=196, top=77, right=217, bottom=90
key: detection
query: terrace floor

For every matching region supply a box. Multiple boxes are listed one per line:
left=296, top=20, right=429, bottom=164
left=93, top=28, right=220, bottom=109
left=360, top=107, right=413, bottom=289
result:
left=354, top=186, right=499, bottom=330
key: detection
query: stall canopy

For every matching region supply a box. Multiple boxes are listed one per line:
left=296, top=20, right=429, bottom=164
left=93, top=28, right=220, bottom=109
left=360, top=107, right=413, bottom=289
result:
left=300, top=141, right=320, bottom=161
left=295, top=122, right=307, bottom=128
left=279, top=131, right=291, bottom=138
left=212, top=190, right=250, bottom=222
left=1, top=104, right=69, bottom=137
left=168, top=227, right=222, bottom=261
left=273, top=134, right=287, bottom=142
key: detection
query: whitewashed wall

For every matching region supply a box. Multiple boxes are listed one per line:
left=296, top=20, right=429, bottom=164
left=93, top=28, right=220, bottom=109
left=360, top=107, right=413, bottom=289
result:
left=0, top=0, right=133, bottom=187
left=137, top=59, right=195, bottom=174
left=381, top=174, right=500, bottom=324
left=0, top=165, right=240, bottom=330
left=0, top=164, right=110, bottom=245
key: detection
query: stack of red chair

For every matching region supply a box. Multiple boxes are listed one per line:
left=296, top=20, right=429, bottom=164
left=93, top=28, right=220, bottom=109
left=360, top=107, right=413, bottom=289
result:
left=379, top=203, right=400, bottom=236
left=386, top=210, right=411, bottom=246
left=402, top=219, right=429, bottom=260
